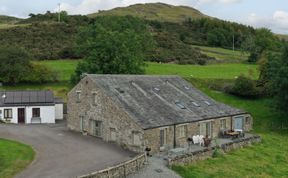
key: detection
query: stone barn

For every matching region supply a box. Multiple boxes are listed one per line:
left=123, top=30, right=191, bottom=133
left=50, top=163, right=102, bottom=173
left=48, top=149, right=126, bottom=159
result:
left=67, top=75, right=253, bottom=153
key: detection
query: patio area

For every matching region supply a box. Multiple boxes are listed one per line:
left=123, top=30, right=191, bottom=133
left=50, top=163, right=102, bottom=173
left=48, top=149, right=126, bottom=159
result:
left=165, top=133, right=261, bottom=166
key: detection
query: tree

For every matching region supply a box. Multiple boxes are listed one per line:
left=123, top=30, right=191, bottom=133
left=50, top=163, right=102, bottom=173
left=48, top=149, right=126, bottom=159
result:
left=242, top=28, right=277, bottom=62
left=71, top=16, right=154, bottom=83
left=0, top=46, right=31, bottom=84
left=268, top=43, right=288, bottom=112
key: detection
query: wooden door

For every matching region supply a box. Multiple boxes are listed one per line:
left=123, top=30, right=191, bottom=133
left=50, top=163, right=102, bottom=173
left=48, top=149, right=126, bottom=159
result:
left=18, top=108, right=25, bottom=124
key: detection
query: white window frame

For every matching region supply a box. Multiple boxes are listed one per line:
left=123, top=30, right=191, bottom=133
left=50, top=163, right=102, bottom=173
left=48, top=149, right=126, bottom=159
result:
left=4, top=109, right=12, bottom=119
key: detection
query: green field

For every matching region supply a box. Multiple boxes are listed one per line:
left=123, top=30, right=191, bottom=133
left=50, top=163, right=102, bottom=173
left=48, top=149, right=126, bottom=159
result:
left=37, top=60, right=259, bottom=81
left=193, top=45, right=249, bottom=62
left=0, top=139, right=35, bottom=178
left=0, top=60, right=259, bottom=100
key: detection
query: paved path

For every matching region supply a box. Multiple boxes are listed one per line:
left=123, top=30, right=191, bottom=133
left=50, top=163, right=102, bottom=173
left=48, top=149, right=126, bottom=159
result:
left=128, top=156, right=181, bottom=178
left=0, top=122, right=135, bottom=178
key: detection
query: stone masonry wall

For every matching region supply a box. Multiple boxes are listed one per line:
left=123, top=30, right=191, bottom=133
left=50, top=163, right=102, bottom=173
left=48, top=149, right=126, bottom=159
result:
left=78, top=154, right=146, bottom=178
left=167, top=135, right=261, bottom=166
left=67, top=76, right=145, bottom=153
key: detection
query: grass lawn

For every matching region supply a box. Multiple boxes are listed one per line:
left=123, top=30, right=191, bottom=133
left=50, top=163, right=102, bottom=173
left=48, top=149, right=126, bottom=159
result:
left=146, top=62, right=258, bottom=79
left=171, top=78, right=288, bottom=178
left=35, top=60, right=80, bottom=82
left=0, top=139, right=35, bottom=178
left=193, top=45, right=249, bottom=62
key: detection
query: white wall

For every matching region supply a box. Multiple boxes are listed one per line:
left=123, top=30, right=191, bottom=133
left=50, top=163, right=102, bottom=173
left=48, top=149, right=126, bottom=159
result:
left=0, top=106, right=55, bottom=124
left=55, top=104, right=64, bottom=120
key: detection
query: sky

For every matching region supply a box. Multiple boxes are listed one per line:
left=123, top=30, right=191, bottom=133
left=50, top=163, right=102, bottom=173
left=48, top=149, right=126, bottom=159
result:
left=0, top=0, right=287, bottom=34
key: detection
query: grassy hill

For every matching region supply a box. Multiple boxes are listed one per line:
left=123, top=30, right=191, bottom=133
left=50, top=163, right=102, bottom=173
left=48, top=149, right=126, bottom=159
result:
left=0, top=15, right=22, bottom=24
left=88, top=3, right=208, bottom=23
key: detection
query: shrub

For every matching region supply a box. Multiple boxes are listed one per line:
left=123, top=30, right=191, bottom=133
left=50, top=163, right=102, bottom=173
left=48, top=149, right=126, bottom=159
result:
left=229, top=75, right=260, bottom=98
left=24, top=63, right=59, bottom=83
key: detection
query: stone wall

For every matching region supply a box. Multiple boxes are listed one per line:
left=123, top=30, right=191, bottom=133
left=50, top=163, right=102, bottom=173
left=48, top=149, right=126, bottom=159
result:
left=67, top=76, right=145, bottom=153
left=78, top=154, right=146, bottom=178
left=167, top=135, right=261, bottom=167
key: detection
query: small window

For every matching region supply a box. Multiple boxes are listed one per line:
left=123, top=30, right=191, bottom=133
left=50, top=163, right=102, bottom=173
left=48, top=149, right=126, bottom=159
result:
left=4, top=109, right=12, bottom=119
left=178, top=125, right=187, bottom=138
left=32, top=108, right=40, bottom=118
left=92, top=92, right=97, bottom=106
left=245, top=117, right=250, bottom=124
left=133, top=132, right=141, bottom=146
left=154, top=87, right=160, bottom=91
left=175, top=101, right=186, bottom=109
left=115, top=88, right=125, bottom=94
left=76, top=91, right=81, bottom=103
left=204, top=101, right=211, bottom=106
left=220, top=119, right=226, bottom=130
left=192, top=101, right=200, bottom=107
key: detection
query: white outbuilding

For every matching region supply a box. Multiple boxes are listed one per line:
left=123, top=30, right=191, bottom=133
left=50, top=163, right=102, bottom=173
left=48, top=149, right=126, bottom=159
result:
left=0, top=91, right=64, bottom=124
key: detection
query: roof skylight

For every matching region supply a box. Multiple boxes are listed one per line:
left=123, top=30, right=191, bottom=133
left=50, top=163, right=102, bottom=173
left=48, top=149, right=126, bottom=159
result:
left=175, top=101, right=186, bottom=109
left=204, top=101, right=211, bottom=106
left=192, top=101, right=200, bottom=107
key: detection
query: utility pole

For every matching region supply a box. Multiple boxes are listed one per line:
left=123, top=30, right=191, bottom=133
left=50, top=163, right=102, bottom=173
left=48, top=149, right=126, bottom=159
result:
left=58, top=3, right=61, bottom=22
left=233, top=33, right=235, bottom=52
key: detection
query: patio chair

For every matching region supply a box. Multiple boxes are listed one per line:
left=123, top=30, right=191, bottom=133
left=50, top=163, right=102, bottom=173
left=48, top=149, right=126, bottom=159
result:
left=234, top=129, right=245, bottom=138
left=199, top=135, right=204, bottom=146
left=192, top=135, right=199, bottom=144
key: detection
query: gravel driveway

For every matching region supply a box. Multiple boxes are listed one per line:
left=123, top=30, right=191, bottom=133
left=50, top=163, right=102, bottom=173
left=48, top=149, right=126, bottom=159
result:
left=0, top=121, right=135, bottom=178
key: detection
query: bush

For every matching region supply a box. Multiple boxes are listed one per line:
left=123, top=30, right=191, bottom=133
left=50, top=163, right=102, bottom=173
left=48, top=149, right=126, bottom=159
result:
left=229, top=75, right=260, bottom=98
left=24, top=63, right=59, bottom=83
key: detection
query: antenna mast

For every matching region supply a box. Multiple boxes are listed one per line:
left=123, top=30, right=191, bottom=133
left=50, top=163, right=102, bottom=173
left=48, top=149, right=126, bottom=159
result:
left=58, top=3, right=61, bottom=22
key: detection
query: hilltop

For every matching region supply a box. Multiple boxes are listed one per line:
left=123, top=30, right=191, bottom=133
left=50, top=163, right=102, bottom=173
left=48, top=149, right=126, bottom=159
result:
left=0, top=15, right=22, bottom=24
left=88, top=3, right=208, bottom=23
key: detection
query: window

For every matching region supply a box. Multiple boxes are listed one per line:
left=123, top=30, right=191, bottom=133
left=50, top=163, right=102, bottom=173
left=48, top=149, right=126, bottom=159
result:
left=4, top=109, right=12, bottom=119
left=32, top=108, right=40, bottom=118
left=76, top=91, right=81, bottom=103
left=175, top=101, right=186, bottom=109
left=92, top=120, right=102, bottom=137
left=132, top=131, right=141, bottom=146
left=92, top=92, right=97, bottom=106
left=160, top=128, right=168, bottom=148
left=200, top=122, right=212, bottom=137
left=245, top=117, right=250, bottom=124
left=192, top=101, right=200, bottom=107
left=80, top=116, right=84, bottom=132
left=204, top=101, right=211, bottom=106
left=220, top=119, right=226, bottom=130
left=0, top=110, right=2, bottom=119
left=178, top=125, right=187, bottom=138
left=110, top=128, right=117, bottom=142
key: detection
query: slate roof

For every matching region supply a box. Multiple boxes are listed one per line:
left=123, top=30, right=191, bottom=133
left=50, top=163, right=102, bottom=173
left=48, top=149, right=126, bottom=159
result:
left=87, top=75, right=246, bottom=130
left=0, top=91, right=57, bottom=107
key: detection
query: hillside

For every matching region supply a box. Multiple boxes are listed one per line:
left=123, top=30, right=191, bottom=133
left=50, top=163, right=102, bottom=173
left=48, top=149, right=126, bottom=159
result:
left=88, top=3, right=208, bottom=23
left=0, top=15, right=22, bottom=24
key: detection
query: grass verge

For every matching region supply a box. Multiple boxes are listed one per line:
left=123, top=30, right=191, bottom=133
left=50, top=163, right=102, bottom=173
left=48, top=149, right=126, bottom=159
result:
left=0, top=138, right=35, bottom=178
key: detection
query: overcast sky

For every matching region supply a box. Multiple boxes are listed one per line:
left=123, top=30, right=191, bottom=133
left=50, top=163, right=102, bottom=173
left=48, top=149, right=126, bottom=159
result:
left=0, top=0, right=287, bottom=34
